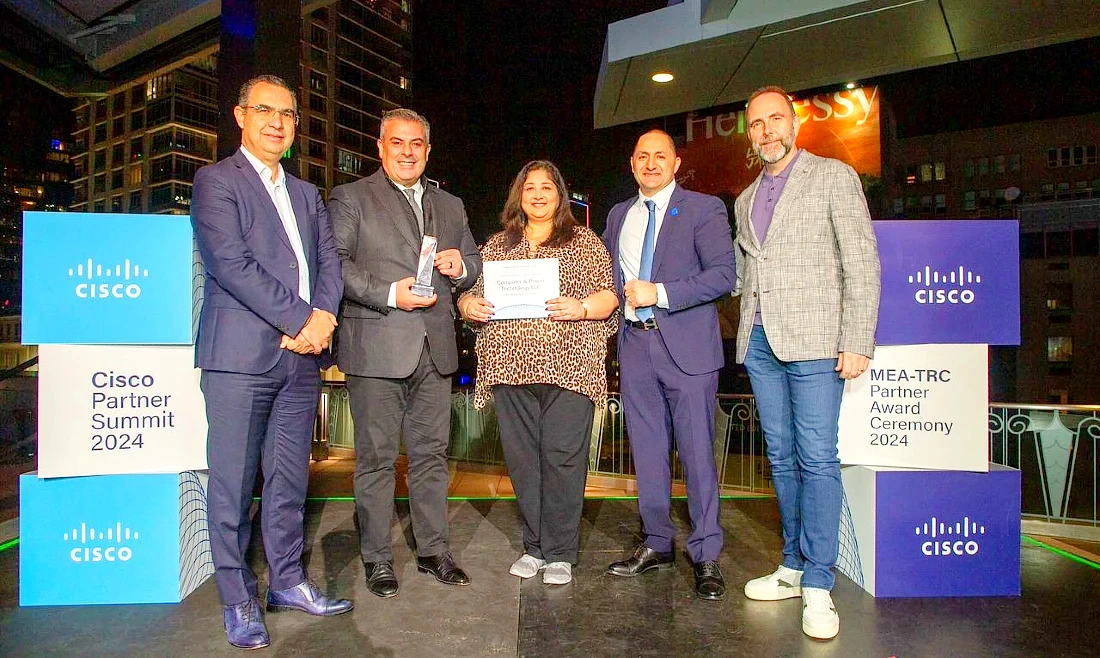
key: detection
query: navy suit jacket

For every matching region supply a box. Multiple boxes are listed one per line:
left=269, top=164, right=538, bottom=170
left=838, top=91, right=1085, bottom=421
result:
left=603, top=183, right=736, bottom=375
left=192, top=149, right=343, bottom=374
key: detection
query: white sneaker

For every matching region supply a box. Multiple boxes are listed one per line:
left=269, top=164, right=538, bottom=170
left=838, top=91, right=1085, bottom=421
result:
left=542, top=562, right=572, bottom=585
left=801, top=587, right=840, bottom=640
left=509, top=554, right=546, bottom=579
left=744, top=565, right=803, bottom=600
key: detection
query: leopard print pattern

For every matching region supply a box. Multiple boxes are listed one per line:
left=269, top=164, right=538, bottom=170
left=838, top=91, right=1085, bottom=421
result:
left=462, top=225, right=617, bottom=409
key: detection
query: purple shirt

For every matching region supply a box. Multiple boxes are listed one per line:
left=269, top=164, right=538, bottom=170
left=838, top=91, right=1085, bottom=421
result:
left=750, top=149, right=801, bottom=325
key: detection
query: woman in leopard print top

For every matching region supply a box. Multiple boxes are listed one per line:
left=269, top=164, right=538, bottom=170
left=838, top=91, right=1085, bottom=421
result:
left=458, top=161, right=618, bottom=586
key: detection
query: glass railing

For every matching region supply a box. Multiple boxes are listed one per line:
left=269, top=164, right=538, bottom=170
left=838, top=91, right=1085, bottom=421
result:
left=316, top=385, right=1100, bottom=525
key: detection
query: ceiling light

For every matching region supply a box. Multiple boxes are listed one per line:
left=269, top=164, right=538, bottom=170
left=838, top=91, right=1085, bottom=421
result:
left=846, top=82, right=858, bottom=89
left=651, top=72, right=674, bottom=83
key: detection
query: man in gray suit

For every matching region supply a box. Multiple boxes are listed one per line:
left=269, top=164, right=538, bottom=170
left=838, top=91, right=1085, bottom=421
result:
left=733, top=86, right=880, bottom=641
left=329, top=109, right=481, bottom=598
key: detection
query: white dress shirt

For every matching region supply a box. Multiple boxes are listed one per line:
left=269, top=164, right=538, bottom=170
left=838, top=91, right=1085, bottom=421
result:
left=619, top=181, right=674, bottom=321
left=386, top=178, right=466, bottom=308
left=239, top=146, right=311, bottom=303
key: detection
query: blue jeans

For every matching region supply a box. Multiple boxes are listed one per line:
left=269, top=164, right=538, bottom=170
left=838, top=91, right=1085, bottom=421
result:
left=743, top=326, right=844, bottom=591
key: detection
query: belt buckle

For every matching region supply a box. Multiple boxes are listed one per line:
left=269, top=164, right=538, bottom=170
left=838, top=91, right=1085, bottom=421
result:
left=638, top=318, right=658, bottom=330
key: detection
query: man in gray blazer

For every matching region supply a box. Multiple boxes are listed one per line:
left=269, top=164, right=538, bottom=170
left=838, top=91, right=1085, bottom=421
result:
left=329, top=109, right=481, bottom=598
left=733, top=86, right=880, bottom=641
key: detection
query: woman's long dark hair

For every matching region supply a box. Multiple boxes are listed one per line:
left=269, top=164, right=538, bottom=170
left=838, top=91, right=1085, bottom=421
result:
left=499, top=160, right=577, bottom=249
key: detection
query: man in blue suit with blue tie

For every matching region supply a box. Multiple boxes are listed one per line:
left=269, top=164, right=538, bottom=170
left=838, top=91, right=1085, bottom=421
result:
left=604, top=130, right=737, bottom=600
left=192, top=75, right=352, bottom=649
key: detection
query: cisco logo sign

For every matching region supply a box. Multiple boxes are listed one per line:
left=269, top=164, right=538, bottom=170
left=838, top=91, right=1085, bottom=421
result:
left=909, top=265, right=982, bottom=305
left=70, top=258, right=148, bottom=299
left=915, top=515, right=986, bottom=557
left=64, top=521, right=140, bottom=563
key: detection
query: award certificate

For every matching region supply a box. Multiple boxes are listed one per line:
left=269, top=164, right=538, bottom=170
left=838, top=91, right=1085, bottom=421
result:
left=483, top=258, right=560, bottom=320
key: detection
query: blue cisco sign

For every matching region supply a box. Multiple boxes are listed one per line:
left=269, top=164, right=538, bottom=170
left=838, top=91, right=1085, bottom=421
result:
left=22, top=212, right=193, bottom=344
left=19, top=472, right=184, bottom=605
left=874, top=465, right=1021, bottom=597
left=874, top=220, right=1020, bottom=346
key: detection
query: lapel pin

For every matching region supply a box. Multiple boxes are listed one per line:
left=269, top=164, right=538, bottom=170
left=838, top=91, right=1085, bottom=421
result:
left=670, top=207, right=679, bottom=217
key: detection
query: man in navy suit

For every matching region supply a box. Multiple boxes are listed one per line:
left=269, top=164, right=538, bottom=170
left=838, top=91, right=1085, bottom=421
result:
left=192, top=75, right=352, bottom=650
left=603, top=130, right=736, bottom=600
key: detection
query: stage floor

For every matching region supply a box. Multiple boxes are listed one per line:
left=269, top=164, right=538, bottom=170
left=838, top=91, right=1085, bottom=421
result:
left=2, top=498, right=1098, bottom=657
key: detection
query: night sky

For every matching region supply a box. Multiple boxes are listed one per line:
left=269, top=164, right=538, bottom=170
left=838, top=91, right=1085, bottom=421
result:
left=410, top=2, right=1100, bottom=239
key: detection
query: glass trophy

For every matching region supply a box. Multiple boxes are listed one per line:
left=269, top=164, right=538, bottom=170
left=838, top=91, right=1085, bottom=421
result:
left=410, top=235, right=438, bottom=297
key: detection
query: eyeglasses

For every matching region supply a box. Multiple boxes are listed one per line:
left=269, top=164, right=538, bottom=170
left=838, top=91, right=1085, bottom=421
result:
left=242, top=104, right=300, bottom=125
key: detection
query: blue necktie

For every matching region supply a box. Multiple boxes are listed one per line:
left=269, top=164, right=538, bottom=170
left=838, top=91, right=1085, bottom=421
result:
left=636, top=199, right=657, bottom=321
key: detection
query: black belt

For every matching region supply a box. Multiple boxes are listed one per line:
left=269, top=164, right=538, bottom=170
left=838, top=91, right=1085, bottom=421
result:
left=626, top=318, right=658, bottom=331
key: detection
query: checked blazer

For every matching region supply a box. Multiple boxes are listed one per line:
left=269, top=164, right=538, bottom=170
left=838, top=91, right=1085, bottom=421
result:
left=733, top=150, right=880, bottom=363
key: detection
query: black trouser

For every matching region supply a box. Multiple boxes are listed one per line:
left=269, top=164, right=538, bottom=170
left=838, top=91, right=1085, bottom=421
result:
left=348, top=345, right=451, bottom=563
left=493, top=384, right=594, bottom=564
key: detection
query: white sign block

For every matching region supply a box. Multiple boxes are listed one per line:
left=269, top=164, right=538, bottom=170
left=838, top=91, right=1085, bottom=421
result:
left=38, top=345, right=208, bottom=478
left=838, top=344, right=988, bottom=472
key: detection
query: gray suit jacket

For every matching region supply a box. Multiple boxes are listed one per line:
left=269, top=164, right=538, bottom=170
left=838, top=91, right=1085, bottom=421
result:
left=329, top=168, right=481, bottom=379
left=733, top=150, right=880, bottom=363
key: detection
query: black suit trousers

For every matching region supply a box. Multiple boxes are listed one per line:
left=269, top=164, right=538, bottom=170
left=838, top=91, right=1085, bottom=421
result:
left=348, top=342, right=451, bottom=562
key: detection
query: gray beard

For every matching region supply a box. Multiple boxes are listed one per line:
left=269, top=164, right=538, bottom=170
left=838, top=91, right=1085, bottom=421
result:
left=754, top=137, right=793, bottom=164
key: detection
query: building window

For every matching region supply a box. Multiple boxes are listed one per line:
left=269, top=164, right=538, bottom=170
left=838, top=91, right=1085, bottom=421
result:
left=94, top=123, right=107, bottom=143
left=129, top=190, right=142, bottom=212
left=309, top=70, right=327, bottom=93
left=110, top=169, right=123, bottom=190
left=308, top=139, right=326, bottom=159
left=963, top=160, right=974, bottom=179
left=1048, top=149, right=1059, bottom=168
left=978, top=158, right=989, bottom=176
left=131, top=85, right=145, bottom=107
left=892, top=198, right=903, bottom=216
left=111, top=195, right=123, bottom=212
left=920, top=195, right=932, bottom=212
left=1087, top=145, right=1097, bottom=165
left=934, top=194, right=946, bottom=212
left=933, top=161, right=946, bottom=181
left=1047, top=337, right=1072, bottom=363
left=130, top=110, right=145, bottom=131
left=919, top=163, right=933, bottom=183
left=993, top=155, right=1005, bottom=175
left=400, top=76, right=410, bottom=90
left=963, top=191, right=976, bottom=211
left=93, top=173, right=105, bottom=194
left=1045, top=283, right=1073, bottom=311
left=111, top=143, right=124, bottom=166
left=112, top=116, right=125, bottom=137
left=1041, top=183, right=1055, bottom=200
left=130, top=164, right=143, bottom=186
left=130, top=137, right=144, bottom=161
left=94, top=199, right=105, bottom=213
left=1008, top=153, right=1021, bottom=172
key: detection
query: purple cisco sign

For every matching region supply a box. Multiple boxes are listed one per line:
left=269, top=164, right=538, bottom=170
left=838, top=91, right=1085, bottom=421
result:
left=873, top=220, right=1020, bottom=346
left=874, top=465, right=1020, bottom=597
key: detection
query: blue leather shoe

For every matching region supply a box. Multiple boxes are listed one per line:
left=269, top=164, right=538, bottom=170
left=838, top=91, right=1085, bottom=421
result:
left=223, top=598, right=270, bottom=650
left=266, top=579, right=354, bottom=616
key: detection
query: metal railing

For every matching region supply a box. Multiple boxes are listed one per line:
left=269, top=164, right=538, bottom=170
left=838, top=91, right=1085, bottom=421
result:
left=989, top=403, right=1100, bottom=526
left=318, top=386, right=1100, bottom=525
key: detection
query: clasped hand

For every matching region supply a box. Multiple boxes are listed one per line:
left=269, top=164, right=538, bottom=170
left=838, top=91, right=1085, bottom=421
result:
left=624, top=279, right=658, bottom=309
left=280, top=309, right=337, bottom=354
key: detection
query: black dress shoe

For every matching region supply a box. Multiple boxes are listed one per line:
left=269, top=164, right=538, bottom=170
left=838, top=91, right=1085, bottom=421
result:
left=416, top=553, right=471, bottom=586
left=365, top=561, right=399, bottom=598
left=693, top=560, right=726, bottom=600
left=606, top=544, right=675, bottom=577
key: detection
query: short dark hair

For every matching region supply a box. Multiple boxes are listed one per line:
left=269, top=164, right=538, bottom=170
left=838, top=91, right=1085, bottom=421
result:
left=499, top=161, right=577, bottom=250
left=747, top=85, right=796, bottom=116
left=380, top=108, right=431, bottom=144
left=237, top=74, right=298, bottom=112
